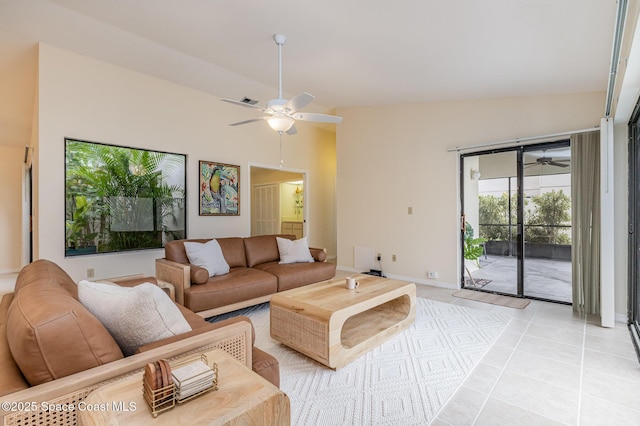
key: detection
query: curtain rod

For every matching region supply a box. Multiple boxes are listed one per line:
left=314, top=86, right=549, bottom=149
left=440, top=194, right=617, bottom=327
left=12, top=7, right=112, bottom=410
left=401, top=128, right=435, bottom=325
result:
left=446, top=127, right=600, bottom=153
left=605, top=0, right=628, bottom=117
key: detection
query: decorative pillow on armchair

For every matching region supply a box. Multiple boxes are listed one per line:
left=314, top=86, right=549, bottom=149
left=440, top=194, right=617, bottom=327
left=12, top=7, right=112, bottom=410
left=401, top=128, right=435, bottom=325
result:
left=184, top=239, right=230, bottom=277
left=78, top=281, right=192, bottom=356
left=276, top=237, right=315, bottom=264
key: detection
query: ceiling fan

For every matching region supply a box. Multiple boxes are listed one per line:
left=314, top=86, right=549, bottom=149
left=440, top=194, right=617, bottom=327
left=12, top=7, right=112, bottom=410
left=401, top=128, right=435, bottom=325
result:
left=525, top=155, right=570, bottom=168
left=221, top=34, right=342, bottom=135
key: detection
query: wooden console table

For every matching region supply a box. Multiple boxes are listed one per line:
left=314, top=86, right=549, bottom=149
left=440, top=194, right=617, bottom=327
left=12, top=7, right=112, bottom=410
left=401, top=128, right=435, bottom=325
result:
left=78, top=349, right=289, bottom=425
left=270, top=274, right=416, bottom=369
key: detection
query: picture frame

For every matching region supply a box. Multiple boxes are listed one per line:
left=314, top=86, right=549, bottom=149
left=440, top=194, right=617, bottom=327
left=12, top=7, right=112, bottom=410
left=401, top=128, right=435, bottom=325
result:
left=199, top=161, right=240, bottom=216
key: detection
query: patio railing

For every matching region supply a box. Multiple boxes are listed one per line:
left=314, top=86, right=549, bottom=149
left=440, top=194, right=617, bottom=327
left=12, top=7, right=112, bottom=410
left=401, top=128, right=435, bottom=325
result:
left=479, top=223, right=571, bottom=260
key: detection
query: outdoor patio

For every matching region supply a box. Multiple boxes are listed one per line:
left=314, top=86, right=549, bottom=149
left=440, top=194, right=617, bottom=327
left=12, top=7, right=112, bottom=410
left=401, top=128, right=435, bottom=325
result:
left=468, top=254, right=572, bottom=303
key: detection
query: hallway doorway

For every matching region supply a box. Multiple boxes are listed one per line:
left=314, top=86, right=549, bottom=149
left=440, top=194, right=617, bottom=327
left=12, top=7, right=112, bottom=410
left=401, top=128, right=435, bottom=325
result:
left=249, top=165, right=307, bottom=237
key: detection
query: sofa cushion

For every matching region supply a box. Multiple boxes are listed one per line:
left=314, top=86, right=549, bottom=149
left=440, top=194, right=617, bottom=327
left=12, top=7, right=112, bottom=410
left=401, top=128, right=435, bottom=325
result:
left=184, top=268, right=277, bottom=312
left=78, top=281, right=192, bottom=356
left=244, top=234, right=295, bottom=268
left=0, top=293, right=29, bottom=396
left=174, top=303, right=210, bottom=329
left=184, top=239, right=230, bottom=277
left=254, top=261, right=337, bottom=292
left=165, top=238, right=247, bottom=271
left=7, top=275, right=123, bottom=386
left=216, top=237, right=248, bottom=268
left=253, top=346, right=280, bottom=388
left=276, top=237, right=314, bottom=264
left=13, top=259, right=79, bottom=298
left=165, top=239, right=207, bottom=264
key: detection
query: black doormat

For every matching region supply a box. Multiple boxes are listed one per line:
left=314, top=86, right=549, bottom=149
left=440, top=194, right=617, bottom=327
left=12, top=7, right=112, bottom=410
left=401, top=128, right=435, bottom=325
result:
left=464, top=277, right=492, bottom=288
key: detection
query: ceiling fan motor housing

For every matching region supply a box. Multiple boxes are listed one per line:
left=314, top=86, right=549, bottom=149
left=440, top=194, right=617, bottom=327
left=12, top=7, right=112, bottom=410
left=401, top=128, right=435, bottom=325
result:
left=267, top=98, right=287, bottom=111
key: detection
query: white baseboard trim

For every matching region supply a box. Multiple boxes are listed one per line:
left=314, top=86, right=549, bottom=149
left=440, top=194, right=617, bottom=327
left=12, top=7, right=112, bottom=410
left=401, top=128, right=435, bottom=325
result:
left=336, top=266, right=457, bottom=290
left=615, top=312, right=628, bottom=324
left=337, top=267, right=629, bottom=321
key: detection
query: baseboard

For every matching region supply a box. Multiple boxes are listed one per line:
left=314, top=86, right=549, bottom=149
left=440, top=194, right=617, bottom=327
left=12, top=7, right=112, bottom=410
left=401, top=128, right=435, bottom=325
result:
left=615, top=312, right=628, bottom=324
left=335, top=266, right=456, bottom=289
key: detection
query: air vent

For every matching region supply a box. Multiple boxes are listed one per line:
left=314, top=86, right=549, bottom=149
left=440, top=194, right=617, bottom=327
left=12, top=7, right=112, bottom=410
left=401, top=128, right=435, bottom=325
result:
left=240, top=97, right=259, bottom=105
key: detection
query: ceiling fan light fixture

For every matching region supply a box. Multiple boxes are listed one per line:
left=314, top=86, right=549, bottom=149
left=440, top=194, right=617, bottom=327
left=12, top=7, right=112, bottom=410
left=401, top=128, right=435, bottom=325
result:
left=267, top=115, right=294, bottom=132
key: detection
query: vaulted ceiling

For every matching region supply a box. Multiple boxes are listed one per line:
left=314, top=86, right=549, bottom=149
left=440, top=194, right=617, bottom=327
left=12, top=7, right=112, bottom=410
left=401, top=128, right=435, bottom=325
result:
left=0, top=0, right=617, bottom=147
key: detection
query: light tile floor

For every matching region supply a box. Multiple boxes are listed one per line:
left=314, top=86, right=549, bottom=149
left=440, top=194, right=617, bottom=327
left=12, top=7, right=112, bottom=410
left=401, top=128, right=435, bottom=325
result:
left=418, top=284, right=640, bottom=426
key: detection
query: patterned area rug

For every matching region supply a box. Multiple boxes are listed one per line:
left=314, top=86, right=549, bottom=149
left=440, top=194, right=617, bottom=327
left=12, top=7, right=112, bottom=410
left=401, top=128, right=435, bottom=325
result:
left=209, top=298, right=509, bottom=425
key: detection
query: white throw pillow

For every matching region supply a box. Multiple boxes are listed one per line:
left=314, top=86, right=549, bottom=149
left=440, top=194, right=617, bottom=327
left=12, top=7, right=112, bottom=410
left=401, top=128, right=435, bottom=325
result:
left=277, top=237, right=315, bottom=264
left=183, top=239, right=230, bottom=277
left=78, top=280, right=192, bottom=356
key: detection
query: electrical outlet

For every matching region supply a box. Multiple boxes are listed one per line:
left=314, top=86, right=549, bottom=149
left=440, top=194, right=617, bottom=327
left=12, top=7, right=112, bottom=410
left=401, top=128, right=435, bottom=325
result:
left=392, top=254, right=397, bottom=262
left=377, top=253, right=381, bottom=261
left=428, top=271, right=438, bottom=279
left=87, top=268, right=95, bottom=279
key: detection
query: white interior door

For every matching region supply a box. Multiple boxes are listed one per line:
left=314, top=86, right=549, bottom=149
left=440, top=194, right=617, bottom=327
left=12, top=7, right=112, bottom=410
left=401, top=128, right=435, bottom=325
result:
left=252, top=184, right=280, bottom=236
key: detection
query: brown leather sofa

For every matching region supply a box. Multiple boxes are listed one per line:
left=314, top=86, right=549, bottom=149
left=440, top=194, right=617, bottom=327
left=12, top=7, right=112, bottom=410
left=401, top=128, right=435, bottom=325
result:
left=156, top=234, right=337, bottom=317
left=0, top=259, right=280, bottom=423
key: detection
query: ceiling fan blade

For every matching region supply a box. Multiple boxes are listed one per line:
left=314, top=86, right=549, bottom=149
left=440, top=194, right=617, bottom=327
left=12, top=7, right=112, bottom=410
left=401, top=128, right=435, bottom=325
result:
left=229, top=117, right=265, bottom=126
left=286, top=124, right=298, bottom=136
left=221, top=98, right=266, bottom=112
left=548, top=161, right=569, bottom=167
left=293, top=112, right=343, bottom=124
left=284, top=93, right=315, bottom=113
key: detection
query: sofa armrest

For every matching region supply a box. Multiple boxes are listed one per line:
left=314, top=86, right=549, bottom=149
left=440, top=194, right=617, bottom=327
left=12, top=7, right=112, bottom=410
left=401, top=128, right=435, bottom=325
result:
left=136, top=316, right=256, bottom=352
left=0, top=320, right=252, bottom=425
left=156, top=258, right=191, bottom=305
left=309, top=247, right=328, bottom=262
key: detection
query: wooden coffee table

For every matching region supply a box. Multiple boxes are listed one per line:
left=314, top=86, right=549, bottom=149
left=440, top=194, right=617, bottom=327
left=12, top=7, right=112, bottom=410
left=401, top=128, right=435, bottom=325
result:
left=270, top=274, right=416, bottom=369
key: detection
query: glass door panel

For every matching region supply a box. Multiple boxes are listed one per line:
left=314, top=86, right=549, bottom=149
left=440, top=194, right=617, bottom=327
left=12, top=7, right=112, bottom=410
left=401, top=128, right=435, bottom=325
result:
left=461, top=151, right=519, bottom=295
left=522, top=143, right=572, bottom=302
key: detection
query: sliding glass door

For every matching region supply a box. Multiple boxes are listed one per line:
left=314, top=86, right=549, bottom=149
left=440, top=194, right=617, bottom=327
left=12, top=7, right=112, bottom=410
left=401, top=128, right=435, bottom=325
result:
left=461, top=150, right=520, bottom=295
left=522, top=144, right=572, bottom=302
left=628, top=103, right=640, bottom=361
left=460, top=141, right=572, bottom=303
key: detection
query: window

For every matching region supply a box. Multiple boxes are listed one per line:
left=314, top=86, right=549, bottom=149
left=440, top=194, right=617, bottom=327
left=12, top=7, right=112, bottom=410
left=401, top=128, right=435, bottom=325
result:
left=64, top=138, right=186, bottom=256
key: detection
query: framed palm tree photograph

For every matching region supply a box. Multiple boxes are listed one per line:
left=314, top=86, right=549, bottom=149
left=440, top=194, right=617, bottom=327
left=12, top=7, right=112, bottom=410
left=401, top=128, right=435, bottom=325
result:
left=199, top=161, right=240, bottom=216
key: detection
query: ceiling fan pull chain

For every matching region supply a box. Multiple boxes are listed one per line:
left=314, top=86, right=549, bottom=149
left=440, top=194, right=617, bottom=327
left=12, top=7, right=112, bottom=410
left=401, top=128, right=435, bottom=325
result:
left=279, top=132, right=284, bottom=168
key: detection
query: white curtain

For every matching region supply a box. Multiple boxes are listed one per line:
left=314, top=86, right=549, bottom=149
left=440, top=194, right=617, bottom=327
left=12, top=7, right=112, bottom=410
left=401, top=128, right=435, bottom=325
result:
left=570, top=132, right=601, bottom=314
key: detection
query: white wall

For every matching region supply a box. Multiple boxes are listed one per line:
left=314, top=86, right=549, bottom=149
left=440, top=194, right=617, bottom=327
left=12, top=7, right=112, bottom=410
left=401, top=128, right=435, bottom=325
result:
left=336, top=93, right=604, bottom=290
left=0, top=146, right=25, bottom=273
left=35, top=44, right=336, bottom=281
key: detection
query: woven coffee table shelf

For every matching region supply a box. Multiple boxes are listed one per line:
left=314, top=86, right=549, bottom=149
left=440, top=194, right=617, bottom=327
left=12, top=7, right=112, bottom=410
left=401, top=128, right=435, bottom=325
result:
left=270, top=275, right=416, bottom=369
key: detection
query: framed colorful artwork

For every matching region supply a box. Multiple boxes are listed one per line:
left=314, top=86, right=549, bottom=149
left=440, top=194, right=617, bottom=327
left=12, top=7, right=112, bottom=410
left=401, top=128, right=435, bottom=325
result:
left=199, top=161, right=240, bottom=216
